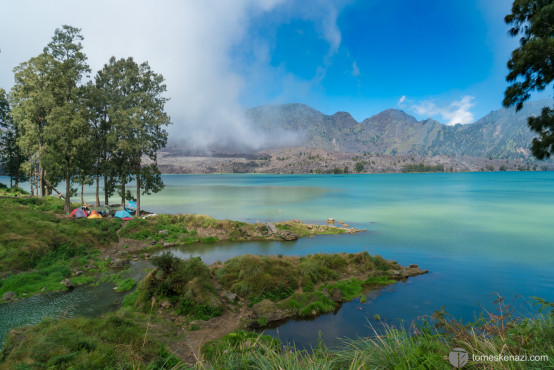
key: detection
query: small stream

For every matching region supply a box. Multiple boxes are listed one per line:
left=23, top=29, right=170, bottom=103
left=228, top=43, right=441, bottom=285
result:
left=0, top=260, right=150, bottom=348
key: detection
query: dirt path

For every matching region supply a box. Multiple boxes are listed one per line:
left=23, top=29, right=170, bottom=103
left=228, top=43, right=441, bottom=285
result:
left=169, top=306, right=252, bottom=365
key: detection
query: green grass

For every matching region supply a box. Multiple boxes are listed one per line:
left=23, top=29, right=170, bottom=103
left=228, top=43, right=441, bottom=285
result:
left=0, top=197, right=121, bottom=275
left=0, top=196, right=124, bottom=297
left=115, top=278, right=136, bottom=292
left=0, top=312, right=182, bottom=369
left=4, top=308, right=553, bottom=369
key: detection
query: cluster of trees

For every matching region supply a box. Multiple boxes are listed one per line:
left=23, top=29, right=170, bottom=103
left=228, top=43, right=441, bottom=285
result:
left=0, top=25, right=171, bottom=214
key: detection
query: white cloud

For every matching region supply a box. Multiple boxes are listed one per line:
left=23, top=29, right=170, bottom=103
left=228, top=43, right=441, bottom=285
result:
left=397, top=95, right=406, bottom=105
left=0, top=0, right=349, bottom=151
left=409, top=96, right=476, bottom=125
left=352, top=61, right=360, bottom=77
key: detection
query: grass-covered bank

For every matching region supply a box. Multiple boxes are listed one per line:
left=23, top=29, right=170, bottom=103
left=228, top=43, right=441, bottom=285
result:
left=0, top=186, right=360, bottom=301
left=1, top=298, right=552, bottom=368
left=0, top=195, right=122, bottom=300
left=119, top=213, right=362, bottom=245
left=128, top=251, right=425, bottom=328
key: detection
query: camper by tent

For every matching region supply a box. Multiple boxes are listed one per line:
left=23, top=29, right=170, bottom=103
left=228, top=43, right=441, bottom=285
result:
left=114, top=210, right=133, bottom=220
left=69, top=208, right=87, bottom=219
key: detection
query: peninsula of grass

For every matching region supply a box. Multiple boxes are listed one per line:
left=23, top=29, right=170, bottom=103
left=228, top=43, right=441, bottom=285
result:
left=119, top=213, right=360, bottom=246
left=126, top=251, right=426, bottom=328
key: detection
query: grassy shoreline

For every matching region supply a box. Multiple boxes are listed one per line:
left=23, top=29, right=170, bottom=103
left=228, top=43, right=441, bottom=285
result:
left=0, top=188, right=364, bottom=302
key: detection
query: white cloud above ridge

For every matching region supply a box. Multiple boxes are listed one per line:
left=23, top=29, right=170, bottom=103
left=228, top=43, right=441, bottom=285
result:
left=399, top=95, right=476, bottom=125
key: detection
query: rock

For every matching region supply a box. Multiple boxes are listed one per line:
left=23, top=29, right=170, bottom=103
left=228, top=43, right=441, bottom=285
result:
left=326, top=218, right=335, bottom=224
left=61, top=278, right=75, bottom=290
left=2, top=291, right=17, bottom=301
left=307, top=224, right=313, bottom=229
left=280, top=230, right=298, bottom=241
left=343, top=224, right=349, bottom=227
left=158, top=229, right=169, bottom=235
left=74, top=271, right=84, bottom=276
left=293, top=219, right=301, bottom=223
left=331, top=288, right=343, bottom=302
left=322, top=288, right=330, bottom=297
left=252, top=299, right=287, bottom=322
left=110, top=258, right=129, bottom=268
left=160, top=300, right=172, bottom=309
left=225, top=293, right=238, bottom=301
left=144, top=253, right=150, bottom=258
left=265, top=223, right=278, bottom=234
left=409, top=264, right=419, bottom=269
left=163, top=242, right=176, bottom=248
left=41, top=287, right=46, bottom=292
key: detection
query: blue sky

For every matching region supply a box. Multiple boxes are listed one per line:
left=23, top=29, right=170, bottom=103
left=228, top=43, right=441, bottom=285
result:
left=235, top=0, right=529, bottom=124
left=0, top=0, right=549, bottom=149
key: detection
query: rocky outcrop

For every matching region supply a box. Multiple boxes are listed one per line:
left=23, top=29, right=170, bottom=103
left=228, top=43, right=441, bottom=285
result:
left=388, top=265, right=428, bottom=279
left=2, top=291, right=17, bottom=301
left=61, top=278, right=75, bottom=290
left=279, top=230, right=298, bottom=241
left=251, top=299, right=287, bottom=323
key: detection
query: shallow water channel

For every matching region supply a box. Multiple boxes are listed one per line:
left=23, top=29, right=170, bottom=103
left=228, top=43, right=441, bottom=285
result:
left=0, top=260, right=150, bottom=348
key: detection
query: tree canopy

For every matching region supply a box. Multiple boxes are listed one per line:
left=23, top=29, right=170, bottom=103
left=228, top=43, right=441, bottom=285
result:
left=503, top=0, right=554, bottom=159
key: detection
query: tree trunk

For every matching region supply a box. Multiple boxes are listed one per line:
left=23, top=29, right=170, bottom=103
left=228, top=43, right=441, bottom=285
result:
left=14, top=177, right=18, bottom=189
left=40, top=164, right=45, bottom=197
left=121, top=180, right=126, bottom=208
left=136, top=168, right=141, bottom=218
left=10, top=176, right=13, bottom=188
left=64, top=172, right=71, bottom=213
left=104, top=176, right=109, bottom=206
left=95, top=173, right=100, bottom=207
left=81, top=182, right=84, bottom=205
left=30, top=169, right=34, bottom=196
left=34, top=169, right=39, bottom=196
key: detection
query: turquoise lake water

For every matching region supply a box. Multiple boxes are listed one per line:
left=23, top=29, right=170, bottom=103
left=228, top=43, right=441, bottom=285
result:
left=1, top=172, right=553, bottom=348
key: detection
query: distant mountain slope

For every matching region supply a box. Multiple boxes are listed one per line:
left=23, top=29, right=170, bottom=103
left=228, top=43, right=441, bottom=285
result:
left=246, top=100, right=553, bottom=159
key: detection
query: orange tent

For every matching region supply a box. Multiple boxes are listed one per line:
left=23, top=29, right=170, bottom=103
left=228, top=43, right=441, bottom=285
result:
left=87, top=210, right=103, bottom=219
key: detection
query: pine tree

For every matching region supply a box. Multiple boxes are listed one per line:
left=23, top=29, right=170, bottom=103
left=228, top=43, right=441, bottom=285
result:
left=504, top=0, right=554, bottom=158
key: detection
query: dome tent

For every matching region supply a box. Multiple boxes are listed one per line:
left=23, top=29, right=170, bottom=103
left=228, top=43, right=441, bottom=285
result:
left=114, top=210, right=133, bottom=220
left=69, top=208, right=87, bottom=219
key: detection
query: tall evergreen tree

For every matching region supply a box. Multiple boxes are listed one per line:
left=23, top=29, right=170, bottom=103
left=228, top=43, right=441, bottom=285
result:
left=42, top=25, right=91, bottom=212
left=504, top=0, right=554, bottom=158
left=96, top=57, right=170, bottom=215
left=0, top=88, right=27, bottom=187
left=10, top=53, right=56, bottom=196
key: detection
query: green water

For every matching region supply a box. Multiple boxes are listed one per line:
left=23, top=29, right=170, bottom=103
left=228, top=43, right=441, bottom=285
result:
left=2, top=172, right=553, bottom=348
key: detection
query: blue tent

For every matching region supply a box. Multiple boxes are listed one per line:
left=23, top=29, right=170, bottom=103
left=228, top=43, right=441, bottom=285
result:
left=114, top=210, right=133, bottom=219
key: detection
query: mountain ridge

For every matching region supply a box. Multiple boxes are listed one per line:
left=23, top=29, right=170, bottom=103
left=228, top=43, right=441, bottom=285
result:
left=246, top=99, right=554, bottom=159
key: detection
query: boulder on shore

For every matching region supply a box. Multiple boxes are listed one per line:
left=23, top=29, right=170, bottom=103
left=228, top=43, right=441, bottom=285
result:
left=279, top=230, right=299, bottom=241
left=265, top=223, right=278, bottom=234
left=61, top=278, right=75, bottom=290
left=2, top=291, right=17, bottom=301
